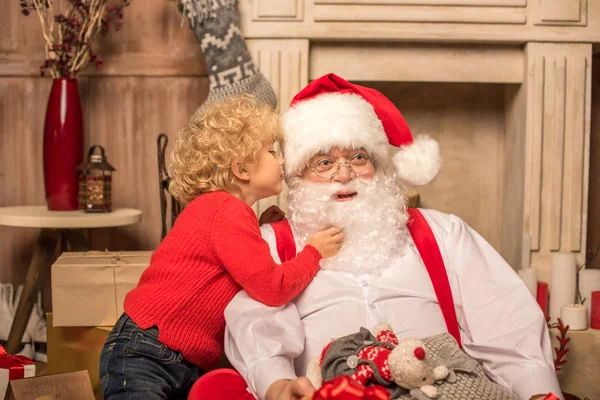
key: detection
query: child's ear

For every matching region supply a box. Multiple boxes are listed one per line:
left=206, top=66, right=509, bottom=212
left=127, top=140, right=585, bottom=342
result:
left=232, top=163, right=250, bottom=182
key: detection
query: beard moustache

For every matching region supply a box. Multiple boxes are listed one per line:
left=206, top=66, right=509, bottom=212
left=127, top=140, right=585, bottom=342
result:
left=287, top=171, right=409, bottom=276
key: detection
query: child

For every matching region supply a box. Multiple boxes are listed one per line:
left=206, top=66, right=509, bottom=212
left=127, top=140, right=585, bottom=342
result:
left=99, top=94, right=344, bottom=400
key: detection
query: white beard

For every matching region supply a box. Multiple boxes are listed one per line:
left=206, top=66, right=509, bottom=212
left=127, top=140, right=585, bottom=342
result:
left=287, top=171, right=409, bottom=276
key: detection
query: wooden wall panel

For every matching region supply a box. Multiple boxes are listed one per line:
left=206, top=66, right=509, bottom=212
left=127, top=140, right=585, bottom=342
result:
left=82, top=77, right=209, bottom=252
left=246, top=39, right=309, bottom=216
left=0, top=78, right=52, bottom=285
left=313, top=4, right=527, bottom=24
left=310, top=43, right=524, bottom=84
left=502, top=83, right=527, bottom=270
left=0, top=0, right=209, bottom=291
left=0, top=0, right=206, bottom=76
left=588, top=55, right=600, bottom=268
left=523, top=43, right=593, bottom=282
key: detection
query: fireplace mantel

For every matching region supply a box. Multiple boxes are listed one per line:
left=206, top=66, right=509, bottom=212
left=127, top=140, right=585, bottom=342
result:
left=242, top=1, right=595, bottom=284
left=240, top=0, right=598, bottom=43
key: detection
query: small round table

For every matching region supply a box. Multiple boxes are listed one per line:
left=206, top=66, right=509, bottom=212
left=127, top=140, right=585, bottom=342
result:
left=0, top=205, right=142, bottom=354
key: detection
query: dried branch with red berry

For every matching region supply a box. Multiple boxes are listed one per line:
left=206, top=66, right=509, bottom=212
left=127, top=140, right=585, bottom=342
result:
left=547, top=317, right=570, bottom=372
left=19, top=0, right=132, bottom=79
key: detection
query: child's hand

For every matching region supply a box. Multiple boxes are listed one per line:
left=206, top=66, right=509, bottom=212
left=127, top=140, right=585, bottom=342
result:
left=306, top=227, right=344, bottom=259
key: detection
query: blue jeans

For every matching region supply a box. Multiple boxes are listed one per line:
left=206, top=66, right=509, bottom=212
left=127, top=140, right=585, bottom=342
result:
left=99, top=314, right=203, bottom=400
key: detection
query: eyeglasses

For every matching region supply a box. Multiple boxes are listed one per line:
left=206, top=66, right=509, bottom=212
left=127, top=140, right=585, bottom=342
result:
left=310, top=153, right=375, bottom=179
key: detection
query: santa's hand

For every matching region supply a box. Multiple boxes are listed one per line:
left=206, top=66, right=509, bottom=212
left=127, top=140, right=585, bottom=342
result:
left=306, top=227, right=345, bottom=259
left=266, top=377, right=315, bottom=400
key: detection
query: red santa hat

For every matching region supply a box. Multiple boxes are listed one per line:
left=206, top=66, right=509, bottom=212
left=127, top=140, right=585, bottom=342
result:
left=281, top=73, right=441, bottom=185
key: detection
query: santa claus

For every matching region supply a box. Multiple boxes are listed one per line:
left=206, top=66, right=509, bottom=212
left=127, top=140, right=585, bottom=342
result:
left=190, top=74, right=563, bottom=400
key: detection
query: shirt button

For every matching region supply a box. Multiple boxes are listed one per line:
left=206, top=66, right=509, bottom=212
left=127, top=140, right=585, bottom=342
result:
left=369, top=304, right=376, bottom=309
left=361, top=281, right=368, bottom=287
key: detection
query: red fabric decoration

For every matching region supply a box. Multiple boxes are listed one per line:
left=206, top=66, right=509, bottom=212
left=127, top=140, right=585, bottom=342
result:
left=542, top=394, right=560, bottom=400
left=313, top=376, right=390, bottom=400
left=407, top=208, right=462, bottom=348
left=187, top=369, right=255, bottom=400
left=271, top=219, right=297, bottom=263
left=0, top=345, right=34, bottom=380
left=413, top=347, right=425, bottom=360
left=289, top=73, right=413, bottom=149
left=352, top=343, right=394, bottom=385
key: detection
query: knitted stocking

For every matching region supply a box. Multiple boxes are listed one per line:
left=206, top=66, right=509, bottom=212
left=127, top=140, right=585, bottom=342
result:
left=177, top=0, right=277, bottom=111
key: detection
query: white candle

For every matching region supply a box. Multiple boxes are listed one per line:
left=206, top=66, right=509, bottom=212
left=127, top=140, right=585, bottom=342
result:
left=518, top=267, right=537, bottom=298
left=579, top=268, right=600, bottom=324
left=549, top=252, right=577, bottom=324
left=560, top=304, right=588, bottom=330
left=521, top=233, right=531, bottom=270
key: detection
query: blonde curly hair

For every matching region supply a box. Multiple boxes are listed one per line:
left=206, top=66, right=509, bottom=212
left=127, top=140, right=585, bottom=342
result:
left=169, top=94, right=283, bottom=205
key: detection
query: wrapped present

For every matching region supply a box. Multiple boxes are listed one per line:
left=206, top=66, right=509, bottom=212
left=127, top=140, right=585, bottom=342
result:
left=0, top=345, right=35, bottom=398
left=312, top=376, right=390, bottom=400
left=46, top=313, right=111, bottom=400
left=51, top=251, right=152, bottom=327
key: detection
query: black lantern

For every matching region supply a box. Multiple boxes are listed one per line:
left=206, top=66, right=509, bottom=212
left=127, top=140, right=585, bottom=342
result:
left=77, top=145, right=116, bottom=212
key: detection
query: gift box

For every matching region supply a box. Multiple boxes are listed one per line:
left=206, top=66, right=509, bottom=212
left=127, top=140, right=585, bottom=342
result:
left=46, top=313, right=111, bottom=400
left=51, top=251, right=152, bottom=327
left=0, top=345, right=36, bottom=398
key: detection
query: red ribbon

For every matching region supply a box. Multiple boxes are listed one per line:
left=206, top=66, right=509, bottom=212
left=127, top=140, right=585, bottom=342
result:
left=0, top=345, right=35, bottom=380
left=313, top=376, right=390, bottom=400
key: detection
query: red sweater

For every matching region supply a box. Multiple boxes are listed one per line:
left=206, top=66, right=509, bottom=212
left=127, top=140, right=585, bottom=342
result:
left=124, top=191, right=321, bottom=370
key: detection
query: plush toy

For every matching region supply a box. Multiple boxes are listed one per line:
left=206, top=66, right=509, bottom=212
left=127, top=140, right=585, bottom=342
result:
left=307, top=323, right=449, bottom=400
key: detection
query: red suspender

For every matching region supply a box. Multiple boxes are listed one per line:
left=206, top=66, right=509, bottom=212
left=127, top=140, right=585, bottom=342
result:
left=270, top=220, right=297, bottom=263
left=407, top=208, right=462, bottom=348
left=269, top=209, right=462, bottom=348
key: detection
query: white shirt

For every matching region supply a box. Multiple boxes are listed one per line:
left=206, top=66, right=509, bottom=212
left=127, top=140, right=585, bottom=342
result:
left=224, top=209, right=562, bottom=400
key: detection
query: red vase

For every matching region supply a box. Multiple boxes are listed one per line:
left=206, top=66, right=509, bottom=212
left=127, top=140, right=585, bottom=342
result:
left=43, top=78, right=84, bottom=210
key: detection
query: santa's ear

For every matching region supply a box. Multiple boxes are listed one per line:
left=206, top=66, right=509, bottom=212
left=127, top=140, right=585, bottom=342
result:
left=232, top=163, right=250, bottom=182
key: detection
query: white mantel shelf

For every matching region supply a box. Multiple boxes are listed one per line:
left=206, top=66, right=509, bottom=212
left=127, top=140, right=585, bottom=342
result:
left=241, top=0, right=600, bottom=44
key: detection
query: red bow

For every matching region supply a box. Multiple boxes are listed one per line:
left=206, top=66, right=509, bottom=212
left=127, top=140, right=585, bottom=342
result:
left=312, top=376, right=390, bottom=400
left=0, top=345, right=35, bottom=380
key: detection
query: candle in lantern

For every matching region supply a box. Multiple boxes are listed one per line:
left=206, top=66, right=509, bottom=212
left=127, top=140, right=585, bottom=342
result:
left=591, top=291, right=600, bottom=330
left=77, top=145, right=116, bottom=213
left=560, top=304, right=587, bottom=330
left=549, top=253, right=577, bottom=324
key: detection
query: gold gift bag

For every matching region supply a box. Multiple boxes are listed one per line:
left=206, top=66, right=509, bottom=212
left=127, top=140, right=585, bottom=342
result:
left=46, top=313, right=112, bottom=400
